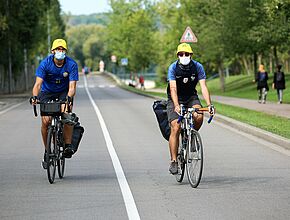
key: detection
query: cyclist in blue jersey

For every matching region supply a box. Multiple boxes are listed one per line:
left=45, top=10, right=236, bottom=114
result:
left=30, top=39, right=79, bottom=169
left=167, top=43, right=215, bottom=175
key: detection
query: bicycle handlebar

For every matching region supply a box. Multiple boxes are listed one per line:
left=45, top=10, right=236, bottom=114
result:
left=177, top=105, right=215, bottom=124
left=31, top=101, right=67, bottom=117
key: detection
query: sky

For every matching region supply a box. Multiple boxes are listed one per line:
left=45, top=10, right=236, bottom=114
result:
left=59, top=0, right=111, bottom=15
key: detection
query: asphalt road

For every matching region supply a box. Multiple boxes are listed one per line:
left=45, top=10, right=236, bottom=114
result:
left=1, top=74, right=290, bottom=220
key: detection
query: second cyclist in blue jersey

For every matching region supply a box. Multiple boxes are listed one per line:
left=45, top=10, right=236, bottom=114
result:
left=30, top=39, right=79, bottom=169
left=167, top=43, right=215, bottom=175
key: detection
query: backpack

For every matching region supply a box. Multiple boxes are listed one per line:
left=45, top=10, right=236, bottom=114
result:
left=276, top=72, right=283, bottom=82
left=71, top=122, right=84, bottom=153
left=259, top=72, right=266, bottom=82
left=152, top=100, right=170, bottom=141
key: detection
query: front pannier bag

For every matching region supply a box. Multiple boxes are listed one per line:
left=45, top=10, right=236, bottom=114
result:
left=40, top=103, right=62, bottom=116
left=152, top=100, right=170, bottom=141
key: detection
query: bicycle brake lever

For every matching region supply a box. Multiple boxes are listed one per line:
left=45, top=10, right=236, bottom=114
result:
left=177, top=115, right=183, bottom=124
left=207, top=115, right=214, bottom=123
left=33, top=105, right=38, bottom=117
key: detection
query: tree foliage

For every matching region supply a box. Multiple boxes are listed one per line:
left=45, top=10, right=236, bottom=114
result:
left=2, top=0, right=290, bottom=94
left=105, top=0, right=156, bottom=72
left=0, top=0, right=65, bottom=93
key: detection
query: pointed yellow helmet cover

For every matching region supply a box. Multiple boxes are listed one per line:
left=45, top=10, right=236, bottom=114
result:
left=176, top=43, right=193, bottom=55
left=51, top=39, right=68, bottom=51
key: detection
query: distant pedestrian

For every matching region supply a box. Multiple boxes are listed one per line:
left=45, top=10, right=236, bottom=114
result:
left=139, top=75, right=145, bottom=90
left=83, top=66, right=89, bottom=76
left=255, top=64, right=269, bottom=104
left=272, top=64, right=286, bottom=104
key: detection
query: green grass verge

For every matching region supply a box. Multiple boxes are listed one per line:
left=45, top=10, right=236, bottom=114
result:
left=121, top=84, right=290, bottom=139
left=213, top=102, right=290, bottom=139
left=204, top=74, right=290, bottom=104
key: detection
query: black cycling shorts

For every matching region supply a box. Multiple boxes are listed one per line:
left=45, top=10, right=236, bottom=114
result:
left=167, top=96, right=202, bottom=123
left=38, top=91, right=68, bottom=103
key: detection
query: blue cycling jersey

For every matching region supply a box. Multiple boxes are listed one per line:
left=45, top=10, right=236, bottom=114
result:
left=167, top=60, right=206, bottom=81
left=36, top=54, right=79, bottom=93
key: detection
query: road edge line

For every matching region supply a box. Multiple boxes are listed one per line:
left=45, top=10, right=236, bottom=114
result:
left=83, top=76, right=140, bottom=220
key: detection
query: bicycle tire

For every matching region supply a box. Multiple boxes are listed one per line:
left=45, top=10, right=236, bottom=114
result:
left=176, top=132, right=186, bottom=183
left=46, top=127, right=56, bottom=184
left=186, top=131, right=203, bottom=188
left=57, top=145, right=65, bottom=179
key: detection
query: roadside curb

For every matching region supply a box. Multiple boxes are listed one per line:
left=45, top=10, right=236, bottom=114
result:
left=214, top=114, right=290, bottom=150
left=105, top=72, right=290, bottom=150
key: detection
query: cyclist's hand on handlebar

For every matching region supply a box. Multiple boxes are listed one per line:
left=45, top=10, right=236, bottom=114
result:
left=29, top=96, right=38, bottom=105
left=208, top=104, right=215, bottom=115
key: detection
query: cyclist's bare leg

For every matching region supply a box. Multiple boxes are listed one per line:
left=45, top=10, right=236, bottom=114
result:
left=169, top=119, right=181, bottom=161
left=62, top=104, right=73, bottom=145
left=63, top=124, right=73, bottom=144
left=192, top=104, right=204, bottom=131
left=41, top=116, right=51, bottom=150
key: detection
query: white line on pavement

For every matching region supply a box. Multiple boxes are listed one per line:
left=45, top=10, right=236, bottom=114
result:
left=83, top=76, right=140, bottom=220
left=0, top=101, right=26, bottom=115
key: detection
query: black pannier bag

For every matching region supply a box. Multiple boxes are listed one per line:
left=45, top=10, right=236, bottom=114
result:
left=71, top=122, right=84, bottom=153
left=152, top=100, right=171, bottom=141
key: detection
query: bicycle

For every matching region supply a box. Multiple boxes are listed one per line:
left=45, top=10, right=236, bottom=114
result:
left=32, top=100, right=69, bottom=184
left=175, top=104, right=214, bottom=188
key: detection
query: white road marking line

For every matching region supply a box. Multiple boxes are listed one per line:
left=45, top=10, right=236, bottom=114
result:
left=83, top=76, right=140, bottom=220
left=0, top=101, right=26, bottom=115
left=79, top=84, right=116, bottom=88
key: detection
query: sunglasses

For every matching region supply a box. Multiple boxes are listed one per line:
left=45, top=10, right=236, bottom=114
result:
left=178, top=52, right=191, bottom=57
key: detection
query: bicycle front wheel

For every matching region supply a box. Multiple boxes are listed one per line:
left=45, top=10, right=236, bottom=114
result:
left=57, top=145, right=65, bottom=179
left=186, top=131, right=203, bottom=188
left=176, top=132, right=186, bottom=183
left=46, top=127, right=56, bottom=184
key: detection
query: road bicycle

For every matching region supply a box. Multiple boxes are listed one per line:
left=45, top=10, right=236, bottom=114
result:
left=32, top=100, right=69, bottom=184
left=175, top=104, right=214, bottom=188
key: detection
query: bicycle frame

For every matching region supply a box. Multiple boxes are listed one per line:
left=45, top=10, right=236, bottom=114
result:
left=175, top=104, right=214, bottom=188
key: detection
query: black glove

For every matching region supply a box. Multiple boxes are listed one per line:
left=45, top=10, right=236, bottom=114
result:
left=29, top=96, right=38, bottom=104
left=208, top=104, right=215, bottom=115
left=66, top=96, right=73, bottom=113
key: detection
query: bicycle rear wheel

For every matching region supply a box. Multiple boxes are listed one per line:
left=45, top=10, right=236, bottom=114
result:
left=186, top=131, right=203, bottom=188
left=176, top=132, right=186, bottom=183
left=46, top=127, right=56, bottom=184
left=57, top=145, right=65, bottom=179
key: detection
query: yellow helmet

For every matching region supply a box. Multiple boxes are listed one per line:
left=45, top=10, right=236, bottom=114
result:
left=51, top=39, right=67, bottom=51
left=176, top=43, right=193, bottom=55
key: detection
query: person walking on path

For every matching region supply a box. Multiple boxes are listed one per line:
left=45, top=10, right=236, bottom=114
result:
left=272, top=64, right=286, bottom=104
left=139, top=75, right=145, bottom=90
left=255, top=64, right=269, bottom=104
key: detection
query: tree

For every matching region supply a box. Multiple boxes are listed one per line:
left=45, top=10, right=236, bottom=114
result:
left=106, top=0, right=156, bottom=72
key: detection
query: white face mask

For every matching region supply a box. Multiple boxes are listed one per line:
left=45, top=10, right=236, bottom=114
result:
left=54, top=51, right=66, bottom=60
left=179, top=56, right=191, bottom=65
